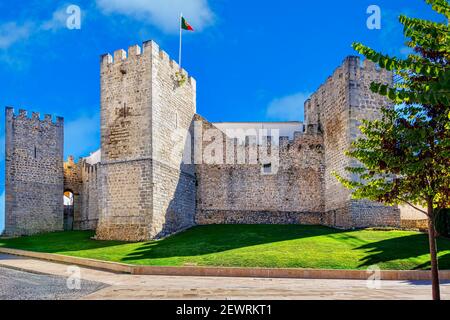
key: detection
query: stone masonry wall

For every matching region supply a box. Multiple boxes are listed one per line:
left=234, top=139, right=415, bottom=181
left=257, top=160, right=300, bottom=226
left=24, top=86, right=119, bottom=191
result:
left=64, top=157, right=100, bottom=230
left=78, top=162, right=100, bottom=230
left=306, top=57, right=400, bottom=228
left=4, top=108, right=64, bottom=236
left=63, top=156, right=82, bottom=228
left=96, top=42, right=154, bottom=241
left=346, top=58, right=400, bottom=227
left=149, top=42, right=197, bottom=238
left=195, top=115, right=326, bottom=225
left=96, top=41, right=196, bottom=241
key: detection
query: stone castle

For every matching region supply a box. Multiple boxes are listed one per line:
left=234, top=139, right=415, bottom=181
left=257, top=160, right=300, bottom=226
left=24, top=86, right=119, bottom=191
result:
left=3, top=40, right=406, bottom=241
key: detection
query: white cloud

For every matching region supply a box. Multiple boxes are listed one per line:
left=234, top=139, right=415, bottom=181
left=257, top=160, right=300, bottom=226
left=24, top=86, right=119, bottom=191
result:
left=0, top=5, right=80, bottom=51
left=41, top=7, right=70, bottom=31
left=0, top=22, right=33, bottom=49
left=266, top=92, right=311, bottom=121
left=96, top=0, right=215, bottom=33
left=0, top=191, right=4, bottom=234
left=64, top=112, right=100, bottom=159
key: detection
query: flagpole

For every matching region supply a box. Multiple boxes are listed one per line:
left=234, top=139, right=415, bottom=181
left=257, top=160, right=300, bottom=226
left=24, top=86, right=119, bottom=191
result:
left=179, top=12, right=183, bottom=68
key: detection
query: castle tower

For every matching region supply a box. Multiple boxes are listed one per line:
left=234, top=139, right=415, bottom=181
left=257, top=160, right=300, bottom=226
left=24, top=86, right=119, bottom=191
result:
left=95, top=41, right=197, bottom=241
left=4, top=108, right=64, bottom=236
left=305, top=56, right=400, bottom=228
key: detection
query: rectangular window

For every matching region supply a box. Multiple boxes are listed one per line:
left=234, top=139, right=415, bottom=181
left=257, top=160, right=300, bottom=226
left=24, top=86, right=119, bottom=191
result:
left=262, top=163, right=272, bottom=175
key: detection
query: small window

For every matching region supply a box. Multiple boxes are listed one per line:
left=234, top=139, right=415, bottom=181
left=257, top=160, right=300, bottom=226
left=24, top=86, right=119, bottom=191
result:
left=262, top=163, right=272, bottom=175
left=123, top=103, right=128, bottom=118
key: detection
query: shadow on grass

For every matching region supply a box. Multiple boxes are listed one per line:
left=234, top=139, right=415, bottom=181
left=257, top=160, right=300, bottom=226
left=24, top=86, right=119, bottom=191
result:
left=4, top=225, right=450, bottom=271
left=0, top=231, right=127, bottom=254
left=0, top=225, right=342, bottom=259
left=120, top=225, right=342, bottom=262
left=355, top=235, right=450, bottom=270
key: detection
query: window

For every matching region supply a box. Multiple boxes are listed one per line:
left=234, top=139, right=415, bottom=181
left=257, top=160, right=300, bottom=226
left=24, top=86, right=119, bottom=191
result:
left=123, top=103, right=128, bottom=118
left=64, top=191, right=74, bottom=206
left=262, top=163, right=272, bottom=175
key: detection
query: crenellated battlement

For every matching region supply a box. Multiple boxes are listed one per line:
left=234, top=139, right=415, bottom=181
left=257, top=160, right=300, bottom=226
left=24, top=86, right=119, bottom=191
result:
left=100, top=40, right=196, bottom=86
left=343, top=56, right=388, bottom=74
left=278, top=129, right=323, bottom=151
left=6, top=107, right=63, bottom=126
left=5, top=107, right=64, bottom=236
left=81, top=160, right=100, bottom=175
left=308, top=56, right=391, bottom=100
left=64, top=155, right=101, bottom=176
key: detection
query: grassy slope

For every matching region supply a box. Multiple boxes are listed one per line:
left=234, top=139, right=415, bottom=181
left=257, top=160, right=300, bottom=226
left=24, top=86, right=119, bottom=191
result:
left=1, top=225, right=450, bottom=270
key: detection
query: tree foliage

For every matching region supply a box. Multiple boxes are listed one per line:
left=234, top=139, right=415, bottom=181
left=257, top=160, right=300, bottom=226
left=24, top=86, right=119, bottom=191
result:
left=354, top=0, right=449, bottom=107
left=336, top=0, right=450, bottom=213
left=335, top=0, right=449, bottom=300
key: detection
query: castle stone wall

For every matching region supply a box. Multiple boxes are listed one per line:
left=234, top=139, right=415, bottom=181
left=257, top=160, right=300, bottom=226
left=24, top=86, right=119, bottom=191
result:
left=96, top=42, right=154, bottom=241
left=306, top=56, right=400, bottom=228
left=79, top=162, right=100, bottom=230
left=149, top=42, right=197, bottom=238
left=64, top=156, right=100, bottom=230
left=96, top=41, right=196, bottom=241
left=195, top=115, right=325, bottom=225
left=63, top=156, right=82, bottom=229
left=4, top=108, right=64, bottom=236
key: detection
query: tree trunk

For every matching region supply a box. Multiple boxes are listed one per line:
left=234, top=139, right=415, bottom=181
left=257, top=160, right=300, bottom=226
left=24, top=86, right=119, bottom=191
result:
left=427, top=199, right=441, bottom=300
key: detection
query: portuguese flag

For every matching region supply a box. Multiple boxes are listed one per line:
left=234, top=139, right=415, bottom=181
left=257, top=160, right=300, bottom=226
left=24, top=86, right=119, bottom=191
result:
left=181, top=17, right=194, bottom=31
left=179, top=15, right=194, bottom=68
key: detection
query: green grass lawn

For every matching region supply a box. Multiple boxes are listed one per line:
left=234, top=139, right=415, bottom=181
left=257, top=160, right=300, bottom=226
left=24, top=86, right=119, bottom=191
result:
left=1, top=225, right=450, bottom=270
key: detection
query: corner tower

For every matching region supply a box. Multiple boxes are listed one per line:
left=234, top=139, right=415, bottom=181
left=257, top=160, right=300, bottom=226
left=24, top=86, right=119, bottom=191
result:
left=305, top=56, right=400, bottom=228
left=96, top=41, right=197, bottom=241
left=4, top=108, right=64, bottom=236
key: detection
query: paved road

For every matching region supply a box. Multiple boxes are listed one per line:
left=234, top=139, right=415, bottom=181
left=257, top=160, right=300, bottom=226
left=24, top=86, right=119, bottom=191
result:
left=0, top=266, right=107, bottom=300
left=1, top=253, right=450, bottom=300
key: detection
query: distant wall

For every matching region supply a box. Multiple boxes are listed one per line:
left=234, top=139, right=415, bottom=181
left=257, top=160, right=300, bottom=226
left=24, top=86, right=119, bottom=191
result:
left=4, top=108, right=64, bottom=236
left=399, top=205, right=427, bottom=221
left=63, top=156, right=82, bottom=228
left=195, top=115, right=325, bottom=225
left=64, top=156, right=100, bottom=231
left=79, top=162, right=100, bottom=230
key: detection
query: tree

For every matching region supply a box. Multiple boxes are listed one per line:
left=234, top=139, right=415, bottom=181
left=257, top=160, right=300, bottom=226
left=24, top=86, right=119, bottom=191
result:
left=335, top=0, right=450, bottom=300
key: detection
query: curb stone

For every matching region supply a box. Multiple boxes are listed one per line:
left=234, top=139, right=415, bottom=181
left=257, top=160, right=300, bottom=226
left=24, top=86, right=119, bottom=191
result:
left=1, top=247, right=449, bottom=281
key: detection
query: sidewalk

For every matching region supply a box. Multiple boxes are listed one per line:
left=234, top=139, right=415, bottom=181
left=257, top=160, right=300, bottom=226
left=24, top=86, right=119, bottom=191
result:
left=1, top=253, right=449, bottom=300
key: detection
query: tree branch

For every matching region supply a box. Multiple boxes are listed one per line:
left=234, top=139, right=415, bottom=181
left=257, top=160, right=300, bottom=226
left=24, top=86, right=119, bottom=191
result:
left=397, top=197, right=430, bottom=216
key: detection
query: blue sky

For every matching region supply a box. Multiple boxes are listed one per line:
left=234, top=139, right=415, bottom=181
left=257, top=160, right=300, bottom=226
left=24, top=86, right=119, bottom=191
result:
left=0, top=0, right=444, bottom=232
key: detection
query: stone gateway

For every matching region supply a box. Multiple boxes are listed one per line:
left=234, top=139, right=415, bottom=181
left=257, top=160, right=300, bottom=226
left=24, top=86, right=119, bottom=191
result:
left=3, top=40, right=404, bottom=240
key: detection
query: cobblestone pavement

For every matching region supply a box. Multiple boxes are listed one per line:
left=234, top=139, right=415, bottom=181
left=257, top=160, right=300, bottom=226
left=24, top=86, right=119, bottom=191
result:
left=0, top=266, right=108, bottom=300
left=1, top=254, right=450, bottom=300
